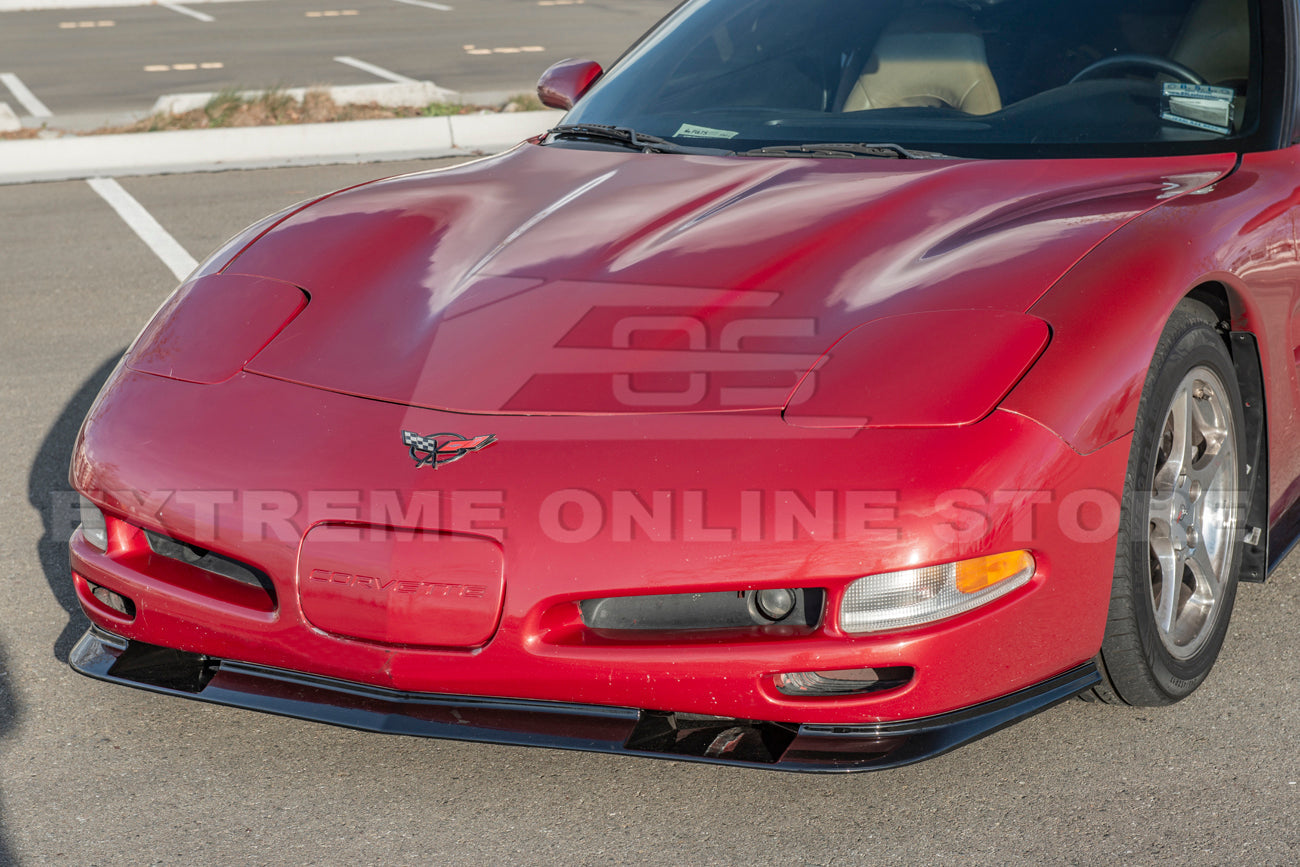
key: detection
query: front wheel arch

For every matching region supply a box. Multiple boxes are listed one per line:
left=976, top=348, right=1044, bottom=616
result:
left=1177, top=281, right=1268, bottom=582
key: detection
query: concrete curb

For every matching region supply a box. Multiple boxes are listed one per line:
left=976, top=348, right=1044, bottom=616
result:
left=0, top=110, right=563, bottom=184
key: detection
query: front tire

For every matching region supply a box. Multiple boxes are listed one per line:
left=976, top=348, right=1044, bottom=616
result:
left=1094, top=301, right=1245, bottom=706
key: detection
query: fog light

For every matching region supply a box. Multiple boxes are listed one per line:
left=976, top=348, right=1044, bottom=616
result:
left=753, top=588, right=797, bottom=622
left=78, top=495, right=107, bottom=551
left=840, top=551, right=1035, bottom=633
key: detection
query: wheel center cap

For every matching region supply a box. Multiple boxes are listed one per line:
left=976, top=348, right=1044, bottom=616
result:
left=1173, top=492, right=1197, bottom=535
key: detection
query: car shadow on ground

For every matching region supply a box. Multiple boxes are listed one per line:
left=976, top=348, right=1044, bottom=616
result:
left=28, top=353, right=120, bottom=663
left=0, top=639, right=18, bottom=866
left=4, top=352, right=118, bottom=864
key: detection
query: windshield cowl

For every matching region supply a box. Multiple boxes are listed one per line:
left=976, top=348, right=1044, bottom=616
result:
left=546, top=124, right=734, bottom=156
left=742, top=142, right=957, bottom=160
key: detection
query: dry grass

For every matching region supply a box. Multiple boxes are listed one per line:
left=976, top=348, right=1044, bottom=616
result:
left=0, top=90, right=547, bottom=139
left=101, top=89, right=549, bottom=134
left=116, top=89, right=422, bottom=132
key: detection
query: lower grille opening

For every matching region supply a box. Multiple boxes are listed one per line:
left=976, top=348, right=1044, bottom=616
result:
left=774, top=666, right=913, bottom=698
left=144, top=529, right=276, bottom=600
left=626, top=711, right=799, bottom=764
left=86, top=580, right=136, bottom=619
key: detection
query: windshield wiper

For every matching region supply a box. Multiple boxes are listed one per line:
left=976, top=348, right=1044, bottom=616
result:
left=743, top=142, right=955, bottom=160
left=546, top=124, right=731, bottom=156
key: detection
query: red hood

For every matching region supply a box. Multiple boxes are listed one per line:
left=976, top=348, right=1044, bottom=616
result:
left=234, top=144, right=1233, bottom=414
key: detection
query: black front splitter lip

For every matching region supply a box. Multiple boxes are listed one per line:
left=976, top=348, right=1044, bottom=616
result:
left=70, top=626, right=1098, bottom=773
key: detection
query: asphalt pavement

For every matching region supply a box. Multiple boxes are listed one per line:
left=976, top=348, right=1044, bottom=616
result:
left=1, top=156, right=1299, bottom=866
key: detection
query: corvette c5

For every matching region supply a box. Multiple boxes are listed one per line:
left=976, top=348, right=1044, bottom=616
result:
left=68, top=0, right=1300, bottom=770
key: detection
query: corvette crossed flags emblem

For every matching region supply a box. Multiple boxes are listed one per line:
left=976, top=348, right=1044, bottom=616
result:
left=401, top=430, right=497, bottom=469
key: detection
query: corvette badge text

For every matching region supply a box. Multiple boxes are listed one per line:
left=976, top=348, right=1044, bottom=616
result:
left=307, top=569, right=489, bottom=599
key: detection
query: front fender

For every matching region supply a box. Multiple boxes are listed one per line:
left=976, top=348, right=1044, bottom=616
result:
left=1002, top=150, right=1299, bottom=459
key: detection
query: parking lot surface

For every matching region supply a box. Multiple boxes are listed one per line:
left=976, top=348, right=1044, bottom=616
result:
left=1, top=0, right=675, bottom=117
left=2, top=157, right=1300, bottom=864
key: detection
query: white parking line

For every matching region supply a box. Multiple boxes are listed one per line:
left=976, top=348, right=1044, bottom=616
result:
left=160, top=2, right=215, bottom=22
left=0, top=101, right=20, bottom=133
left=86, top=178, right=198, bottom=282
left=143, top=62, right=225, bottom=71
left=0, top=73, right=52, bottom=118
left=390, top=0, right=452, bottom=11
left=333, top=55, right=417, bottom=84
left=464, top=44, right=545, bottom=55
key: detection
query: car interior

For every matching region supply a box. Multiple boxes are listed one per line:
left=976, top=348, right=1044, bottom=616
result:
left=836, top=0, right=1249, bottom=115
left=564, top=0, right=1263, bottom=151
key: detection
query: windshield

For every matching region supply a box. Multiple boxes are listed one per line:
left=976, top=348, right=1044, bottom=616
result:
left=560, top=0, right=1275, bottom=158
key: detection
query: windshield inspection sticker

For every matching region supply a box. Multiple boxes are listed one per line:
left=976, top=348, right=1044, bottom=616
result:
left=1161, top=83, right=1235, bottom=135
left=674, top=123, right=739, bottom=139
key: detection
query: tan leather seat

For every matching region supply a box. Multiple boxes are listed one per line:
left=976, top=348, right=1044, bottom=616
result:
left=843, top=7, right=1001, bottom=115
left=1171, top=0, right=1250, bottom=86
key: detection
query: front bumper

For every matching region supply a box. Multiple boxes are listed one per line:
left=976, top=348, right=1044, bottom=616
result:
left=72, top=626, right=1099, bottom=772
left=72, top=368, right=1129, bottom=726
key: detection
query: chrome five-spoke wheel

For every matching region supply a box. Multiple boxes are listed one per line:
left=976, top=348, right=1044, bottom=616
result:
left=1147, top=366, right=1238, bottom=660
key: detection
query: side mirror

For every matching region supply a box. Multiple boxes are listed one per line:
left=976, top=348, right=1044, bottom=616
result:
left=537, top=59, right=604, bottom=110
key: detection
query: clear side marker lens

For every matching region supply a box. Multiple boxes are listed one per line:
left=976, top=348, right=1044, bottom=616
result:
left=79, top=495, right=108, bottom=551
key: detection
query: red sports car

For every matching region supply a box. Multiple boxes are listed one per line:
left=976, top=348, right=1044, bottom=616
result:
left=69, top=0, right=1295, bottom=770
